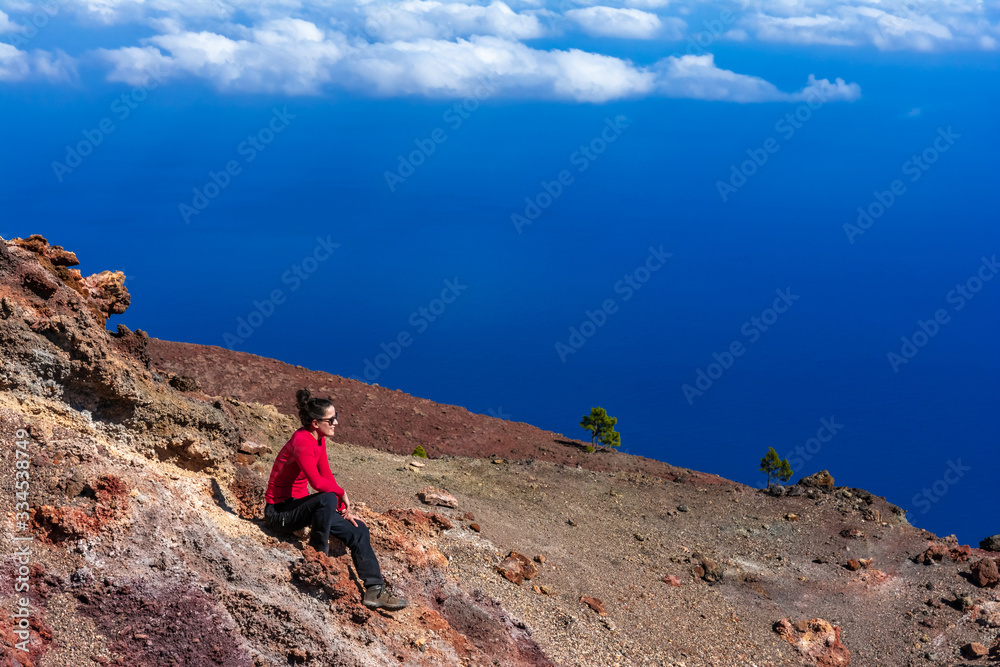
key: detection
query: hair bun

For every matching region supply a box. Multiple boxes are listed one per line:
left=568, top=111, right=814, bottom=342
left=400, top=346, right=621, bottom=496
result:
left=295, top=388, right=311, bottom=409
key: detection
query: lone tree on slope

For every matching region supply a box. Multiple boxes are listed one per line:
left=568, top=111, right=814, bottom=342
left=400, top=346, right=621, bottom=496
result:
left=580, top=407, right=621, bottom=452
left=760, top=447, right=793, bottom=486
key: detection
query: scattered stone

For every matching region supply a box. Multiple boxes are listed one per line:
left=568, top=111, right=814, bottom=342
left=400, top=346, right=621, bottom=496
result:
left=417, top=487, right=458, bottom=508
left=677, top=505, right=689, bottom=512
left=840, top=528, right=863, bottom=539
left=765, top=484, right=786, bottom=497
left=691, top=552, right=723, bottom=583
left=773, top=617, right=850, bottom=666
left=634, top=533, right=645, bottom=542
left=462, top=512, right=475, bottom=521
left=469, top=523, right=481, bottom=532
left=496, top=552, right=537, bottom=585
left=786, top=485, right=805, bottom=497
left=238, top=441, right=270, bottom=455
left=580, top=596, right=606, bottom=616
left=915, top=543, right=972, bottom=565
left=661, top=575, right=682, bottom=587
left=785, top=513, right=799, bottom=522
left=428, top=513, right=453, bottom=530
left=167, top=374, right=200, bottom=392
left=408, top=460, right=426, bottom=468
left=981, top=535, right=1000, bottom=552
left=971, top=558, right=999, bottom=588
left=566, top=519, right=577, bottom=526
left=798, top=470, right=835, bottom=491
left=845, top=559, right=862, bottom=571
left=960, top=643, right=987, bottom=660
left=952, top=591, right=975, bottom=612
left=534, top=555, right=545, bottom=564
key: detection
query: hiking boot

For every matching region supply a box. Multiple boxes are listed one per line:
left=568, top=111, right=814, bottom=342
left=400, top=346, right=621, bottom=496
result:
left=363, top=584, right=408, bottom=611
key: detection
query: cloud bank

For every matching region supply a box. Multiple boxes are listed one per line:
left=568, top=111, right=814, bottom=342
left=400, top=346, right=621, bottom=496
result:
left=1, top=0, right=994, bottom=99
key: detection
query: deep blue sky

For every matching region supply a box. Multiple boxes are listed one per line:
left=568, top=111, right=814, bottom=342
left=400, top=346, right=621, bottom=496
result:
left=2, top=34, right=999, bottom=545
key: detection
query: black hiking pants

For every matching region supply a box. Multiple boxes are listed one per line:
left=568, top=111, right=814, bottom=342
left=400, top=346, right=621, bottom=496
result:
left=263, top=492, right=384, bottom=588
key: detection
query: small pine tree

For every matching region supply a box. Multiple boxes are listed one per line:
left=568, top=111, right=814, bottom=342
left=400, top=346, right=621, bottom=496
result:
left=580, top=407, right=621, bottom=452
left=412, top=445, right=428, bottom=458
left=760, top=447, right=792, bottom=486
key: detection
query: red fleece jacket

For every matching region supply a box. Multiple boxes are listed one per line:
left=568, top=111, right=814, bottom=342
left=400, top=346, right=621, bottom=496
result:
left=264, top=428, right=346, bottom=510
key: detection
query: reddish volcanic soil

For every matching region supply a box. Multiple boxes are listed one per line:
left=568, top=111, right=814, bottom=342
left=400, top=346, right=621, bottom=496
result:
left=3, top=233, right=1000, bottom=667
left=145, top=337, right=733, bottom=486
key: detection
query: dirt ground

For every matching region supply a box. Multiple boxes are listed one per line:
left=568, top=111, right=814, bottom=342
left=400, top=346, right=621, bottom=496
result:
left=2, top=233, right=999, bottom=667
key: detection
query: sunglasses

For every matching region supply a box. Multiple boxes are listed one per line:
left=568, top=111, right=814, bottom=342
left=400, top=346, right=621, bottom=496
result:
left=314, top=414, right=338, bottom=424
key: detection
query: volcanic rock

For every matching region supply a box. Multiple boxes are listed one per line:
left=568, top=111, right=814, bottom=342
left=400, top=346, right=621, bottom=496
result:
left=981, top=534, right=1000, bottom=552
left=496, top=552, right=538, bottom=585
left=238, top=440, right=271, bottom=455
left=692, top=552, right=723, bottom=583
left=970, top=558, right=999, bottom=588
left=798, top=470, right=835, bottom=490
left=914, top=542, right=972, bottom=565
left=774, top=617, right=850, bottom=666
left=417, top=487, right=458, bottom=508
left=960, top=642, right=987, bottom=659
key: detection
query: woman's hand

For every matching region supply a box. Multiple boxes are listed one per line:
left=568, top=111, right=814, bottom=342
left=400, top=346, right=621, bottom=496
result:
left=339, top=493, right=358, bottom=526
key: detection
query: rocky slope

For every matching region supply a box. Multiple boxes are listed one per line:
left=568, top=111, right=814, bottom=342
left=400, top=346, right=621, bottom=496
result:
left=1, top=234, right=998, bottom=667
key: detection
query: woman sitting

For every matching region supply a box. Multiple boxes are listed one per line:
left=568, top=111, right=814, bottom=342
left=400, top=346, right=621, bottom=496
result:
left=263, top=388, right=407, bottom=611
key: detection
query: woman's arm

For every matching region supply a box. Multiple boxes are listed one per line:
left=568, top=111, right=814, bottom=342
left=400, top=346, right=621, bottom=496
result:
left=294, top=441, right=347, bottom=507
left=316, top=445, right=349, bottom=512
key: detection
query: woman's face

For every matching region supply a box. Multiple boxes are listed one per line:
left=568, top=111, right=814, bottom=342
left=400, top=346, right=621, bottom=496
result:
left=314, top=405, right=338, bottom=437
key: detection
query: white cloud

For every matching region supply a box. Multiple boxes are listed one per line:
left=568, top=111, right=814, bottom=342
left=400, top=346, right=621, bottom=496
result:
left=0, top=43, right=75, bottom=81
left=653, top=55, right=859, bottom=102
left=100, top=19, right=345, bottom=93
left=6, top=0, right=995, bottom=53
left=358, top=0, right=544, bottom=41
left=11, top=0, right=995, bottom=98
left=734, top=1, right=998, bottom=51
left=565, top=6, right=675, bottom=39
left=0, top=9, right=22, bottom=33
left=96, top=29, right=861, bottom=103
